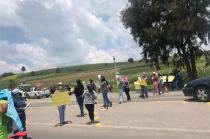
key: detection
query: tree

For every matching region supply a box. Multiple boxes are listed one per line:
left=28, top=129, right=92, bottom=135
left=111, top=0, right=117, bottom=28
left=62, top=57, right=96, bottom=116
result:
left=128, top=58, right=134, bottom=63
left=121, top=0, right=210, bottom=80
left=21, top=66, right=26, bottom=73
left=56, top=67, right=60, bottom=73
left=31, top=71, right=35, bottom=76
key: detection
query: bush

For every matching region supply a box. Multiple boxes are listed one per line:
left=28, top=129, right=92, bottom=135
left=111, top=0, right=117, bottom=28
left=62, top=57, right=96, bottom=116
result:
left=128, top=58, right=134, bottom=63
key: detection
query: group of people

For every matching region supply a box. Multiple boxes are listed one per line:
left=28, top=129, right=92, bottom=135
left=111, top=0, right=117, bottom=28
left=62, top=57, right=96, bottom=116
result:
left=51, top=76, right=113, bottom=126
left=138, top=70, right=183, bottom=99
left=52, top=74, right=135, bottom=126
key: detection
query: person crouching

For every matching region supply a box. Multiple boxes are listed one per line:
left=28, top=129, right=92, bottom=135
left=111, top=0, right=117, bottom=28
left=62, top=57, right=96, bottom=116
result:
left=83, top=85, right=97, bottom=124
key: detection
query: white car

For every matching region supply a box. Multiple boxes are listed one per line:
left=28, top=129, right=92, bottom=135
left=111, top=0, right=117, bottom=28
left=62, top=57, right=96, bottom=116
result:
left=27, top=87, right=51, bottom=99
left=27, top=87, right=44, bottom=99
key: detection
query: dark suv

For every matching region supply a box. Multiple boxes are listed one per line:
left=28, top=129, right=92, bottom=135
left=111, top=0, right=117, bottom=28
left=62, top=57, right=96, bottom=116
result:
left=183, top=76, right=210, bottom=102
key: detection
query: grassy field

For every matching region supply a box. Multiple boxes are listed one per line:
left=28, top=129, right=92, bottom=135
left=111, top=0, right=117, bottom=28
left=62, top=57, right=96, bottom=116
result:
left=0, top=58, right=210, bottom=91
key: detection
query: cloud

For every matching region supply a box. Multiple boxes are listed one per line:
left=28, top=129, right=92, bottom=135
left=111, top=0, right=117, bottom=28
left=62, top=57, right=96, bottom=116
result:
left=0, top=0, right=139, bottom=74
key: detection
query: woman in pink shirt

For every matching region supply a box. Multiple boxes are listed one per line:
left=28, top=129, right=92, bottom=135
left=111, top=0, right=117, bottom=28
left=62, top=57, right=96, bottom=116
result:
left=152, top=72, right=160, bottom=95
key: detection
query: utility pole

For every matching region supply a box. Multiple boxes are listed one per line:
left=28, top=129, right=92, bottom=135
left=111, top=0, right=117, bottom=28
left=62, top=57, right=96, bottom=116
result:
left=113, top=57, right=117, bottom=72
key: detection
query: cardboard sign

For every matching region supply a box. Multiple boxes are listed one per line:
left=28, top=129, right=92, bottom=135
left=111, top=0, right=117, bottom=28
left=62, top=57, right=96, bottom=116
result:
left=51, top=91, right=70, bottom=106
left=162, top=76, right=175, bottom=83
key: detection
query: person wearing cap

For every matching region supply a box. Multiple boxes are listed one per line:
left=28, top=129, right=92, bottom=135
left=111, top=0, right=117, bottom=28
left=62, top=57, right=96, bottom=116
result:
left=55, top=82, right=67, bottom=126
left=12, top=91, right=27, bottom=139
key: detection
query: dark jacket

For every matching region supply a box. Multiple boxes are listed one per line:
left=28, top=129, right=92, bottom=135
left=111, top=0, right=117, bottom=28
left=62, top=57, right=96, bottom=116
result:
left=74, top=84, right=84, bottom=97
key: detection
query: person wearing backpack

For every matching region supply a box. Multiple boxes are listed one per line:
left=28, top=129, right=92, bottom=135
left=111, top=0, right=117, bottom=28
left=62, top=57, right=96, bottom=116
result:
left=99, top=76, right=112, bottom=109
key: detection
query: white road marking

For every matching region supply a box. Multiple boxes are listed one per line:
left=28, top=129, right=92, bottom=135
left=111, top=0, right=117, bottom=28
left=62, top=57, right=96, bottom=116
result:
left=28, top=122, right=210, bottom=134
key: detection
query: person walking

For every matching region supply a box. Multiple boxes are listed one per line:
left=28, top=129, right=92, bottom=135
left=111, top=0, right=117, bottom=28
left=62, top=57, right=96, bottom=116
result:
left=74, top=80, right=85, bottom=117
left=123, top=77, right=131, bottom=101
left=83, top=85, right=97, bottom=124
left=12, top=91, right=27, bottom=139
left=99, top=76, right=112, bottom=109
left=117, top=77, right=125, bottom=104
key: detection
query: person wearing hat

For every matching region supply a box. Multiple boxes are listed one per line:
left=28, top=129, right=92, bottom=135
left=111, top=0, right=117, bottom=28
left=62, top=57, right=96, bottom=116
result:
left=12, top=90, right=28, bottom=139
left=55, top=82, right=68, bottom=126
left=152, top=72, right=160, bottom=95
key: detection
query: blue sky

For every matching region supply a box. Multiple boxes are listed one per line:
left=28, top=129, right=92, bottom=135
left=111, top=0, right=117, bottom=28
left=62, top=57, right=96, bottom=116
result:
left=0, top=0, right=141, bottom=74
left=0, top=0, right=209, bottom=74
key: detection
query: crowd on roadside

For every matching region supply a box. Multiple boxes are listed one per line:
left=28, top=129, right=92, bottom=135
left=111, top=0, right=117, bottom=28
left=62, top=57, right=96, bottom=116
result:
left=2, top=69, right=184, bottom=139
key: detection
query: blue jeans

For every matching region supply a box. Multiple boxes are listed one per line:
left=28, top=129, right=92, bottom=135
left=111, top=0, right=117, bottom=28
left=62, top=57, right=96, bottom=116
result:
left=118, top=89, right=124, bottom=102
left=140, top=86, right=148, bottom=98
left=102, top=92, right=110, bottom=108
left=76, top=96, right=84, bottom=115
left=58, top=105, right=66, bottom=123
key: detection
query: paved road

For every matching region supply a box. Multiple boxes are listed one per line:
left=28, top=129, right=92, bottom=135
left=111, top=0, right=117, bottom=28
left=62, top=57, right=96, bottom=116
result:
left=28, top=124, right=210, bottom=139
left=25, top=91, right=210, bottom=139
left=28, top=91, right=189, bottom=107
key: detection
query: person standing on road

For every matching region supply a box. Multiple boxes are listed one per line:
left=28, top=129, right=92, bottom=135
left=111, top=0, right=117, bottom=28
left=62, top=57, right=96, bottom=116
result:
left=83, top=85, right=97, bottom=124
left=123, top=77, right=131, bottom=101
left=74, top=80, right=85, bottom=117
left=12, top=91, right=27, bottom=139
left=55, top=82, right=68, bottom=126
left=152, top=72, right=160, bottom=95
left=99, top=76, right=112, bottom=109
left=117, top=76, right=125, bottom=104
left=139, top=73, right=148, bottom=99
left=88, top=79, right=96, bottom=92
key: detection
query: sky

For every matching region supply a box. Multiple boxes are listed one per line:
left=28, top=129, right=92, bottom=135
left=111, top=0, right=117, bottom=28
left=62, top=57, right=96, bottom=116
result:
left=1, top=0, right=209, bottom=75
left=0, top=0, right=141, bottom=74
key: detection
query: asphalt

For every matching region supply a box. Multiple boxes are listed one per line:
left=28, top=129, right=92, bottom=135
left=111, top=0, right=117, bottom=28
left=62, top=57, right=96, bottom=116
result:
left=24, top=91, right=210, bottom=139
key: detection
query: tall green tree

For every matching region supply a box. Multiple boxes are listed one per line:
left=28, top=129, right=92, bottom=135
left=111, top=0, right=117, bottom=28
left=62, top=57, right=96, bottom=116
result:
left=21, top=66, right=26, bottom=73
left=121, top=0, right=210, bottom=80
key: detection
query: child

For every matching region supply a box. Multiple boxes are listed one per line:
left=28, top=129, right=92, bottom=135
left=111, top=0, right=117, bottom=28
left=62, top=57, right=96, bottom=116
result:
left=83, top=85, right=97, bottom=124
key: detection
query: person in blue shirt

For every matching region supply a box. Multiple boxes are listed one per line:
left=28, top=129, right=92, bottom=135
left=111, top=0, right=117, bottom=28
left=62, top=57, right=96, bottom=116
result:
left=12, top=91, right=27, bottom=139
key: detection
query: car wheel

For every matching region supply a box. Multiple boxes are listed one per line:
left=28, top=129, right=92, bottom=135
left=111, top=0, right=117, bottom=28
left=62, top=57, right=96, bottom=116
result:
left=26, top=94, right=30, bottom=99
left=195, top=86, right=210, bottom=102
left=34, top=94, right=38, bottom=99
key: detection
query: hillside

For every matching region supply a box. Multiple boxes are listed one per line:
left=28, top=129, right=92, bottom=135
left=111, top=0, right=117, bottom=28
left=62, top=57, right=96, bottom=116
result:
left=0, top=57, right=210, bottom=90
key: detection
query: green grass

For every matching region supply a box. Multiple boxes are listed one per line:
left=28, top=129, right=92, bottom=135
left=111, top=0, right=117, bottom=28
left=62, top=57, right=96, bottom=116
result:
left=0, top=57, right=210, bottom=91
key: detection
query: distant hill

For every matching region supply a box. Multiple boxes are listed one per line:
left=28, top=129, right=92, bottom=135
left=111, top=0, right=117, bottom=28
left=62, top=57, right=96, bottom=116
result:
left=0, top=58, right=210, bottom=90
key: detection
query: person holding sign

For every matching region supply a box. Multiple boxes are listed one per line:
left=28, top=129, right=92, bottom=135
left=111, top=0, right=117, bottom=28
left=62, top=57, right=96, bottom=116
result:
left=53, top=82, right=70, bottom=126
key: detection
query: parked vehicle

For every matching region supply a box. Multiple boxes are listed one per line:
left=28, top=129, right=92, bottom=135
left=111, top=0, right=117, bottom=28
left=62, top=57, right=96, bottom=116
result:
left=13, top=84, right=32, bottom=100
left=183, top=76, right=210, bottom=102
left=41, top=88, right=51, bottom=98
left=27, top=87, right=51, bottom=99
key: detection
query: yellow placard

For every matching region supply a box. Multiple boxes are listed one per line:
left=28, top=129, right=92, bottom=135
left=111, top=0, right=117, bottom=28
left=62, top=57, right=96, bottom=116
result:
left=51, top=91, right=71, bottom=106
left=162, top=76, right=175, bottom=83
left=134, top=81, right=141, bottom=90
